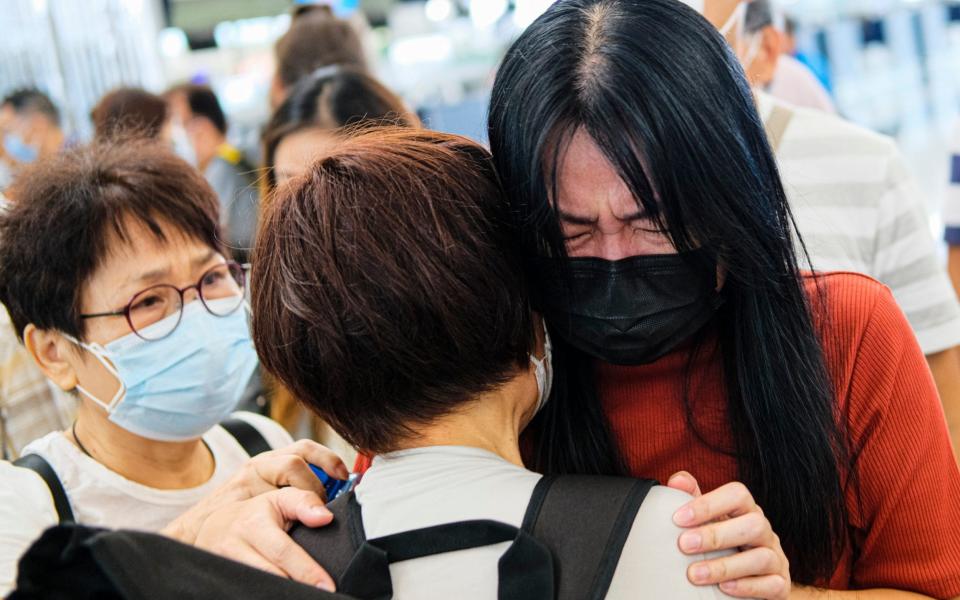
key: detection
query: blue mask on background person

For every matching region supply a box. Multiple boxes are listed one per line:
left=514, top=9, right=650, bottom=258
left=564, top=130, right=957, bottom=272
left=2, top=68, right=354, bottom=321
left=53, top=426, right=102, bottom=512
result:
left=3, top=133, right=40, bottom=164
left=66, top=297, right=258, bottom=442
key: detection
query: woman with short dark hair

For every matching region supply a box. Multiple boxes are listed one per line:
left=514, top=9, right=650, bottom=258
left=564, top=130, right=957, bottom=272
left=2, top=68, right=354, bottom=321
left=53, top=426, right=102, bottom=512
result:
left=252, top=127, right=727, bottom=599
left=260, top=66, right=418, bottom=460
left=0, top=139, right=345, bottom=595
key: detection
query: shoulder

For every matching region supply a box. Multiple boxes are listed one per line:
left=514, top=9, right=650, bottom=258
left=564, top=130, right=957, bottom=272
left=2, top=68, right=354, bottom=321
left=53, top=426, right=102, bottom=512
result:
left=803, top=271, right=918, bottom=358
left=607, top=486, right=726, bottom=600
left=777, top=97, right=896, bottom=154
left=0, top=460, right=58, bottom=596
left=20, top=430, right=71, bottom=460
left=803, top=271, right=898, bottom=338
left=223, top=411, right=294, bottom=451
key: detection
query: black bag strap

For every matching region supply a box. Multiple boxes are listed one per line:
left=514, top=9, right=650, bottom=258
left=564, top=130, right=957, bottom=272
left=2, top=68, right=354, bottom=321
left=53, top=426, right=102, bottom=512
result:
left=525, top=475, right=655, bottom=600
left=338, top=520, right=553, bottom=600
left=292, top=474, right=654, bottom=600
left=14, top=453, right=75, bottom=524
left=291, top=491, right=367, bottom=584
left=219, top=417, right=271, bottom=457
left=293, top=491, right=553, bottom=600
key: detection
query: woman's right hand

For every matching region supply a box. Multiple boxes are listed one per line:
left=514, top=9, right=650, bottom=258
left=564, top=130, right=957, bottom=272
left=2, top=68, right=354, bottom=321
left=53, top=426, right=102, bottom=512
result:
left=188, top=487, right=337, bottom=591
left=163, top=439, right=348, bottom=545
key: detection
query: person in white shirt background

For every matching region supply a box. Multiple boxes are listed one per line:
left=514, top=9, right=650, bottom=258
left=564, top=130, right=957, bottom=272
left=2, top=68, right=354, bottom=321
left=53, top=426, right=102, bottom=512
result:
left=0, top=137, right=346, bottom=596
left=685, top=0, right=960, bottom=463
left=740, top=0, right=836, bottom=114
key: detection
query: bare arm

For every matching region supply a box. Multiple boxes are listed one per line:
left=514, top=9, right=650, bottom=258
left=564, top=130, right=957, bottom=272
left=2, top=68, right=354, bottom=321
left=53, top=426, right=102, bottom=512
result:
left=947, top=246, right=960, bottom=304
left=924, top=346, right=960, bottom=465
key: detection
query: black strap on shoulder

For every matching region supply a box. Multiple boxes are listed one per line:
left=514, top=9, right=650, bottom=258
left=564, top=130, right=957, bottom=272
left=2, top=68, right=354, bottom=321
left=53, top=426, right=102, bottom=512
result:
left=523, top=475, right=655, bottom=600
left=293, top=491, right=553, bottom=600
left=291, top=491, right=367, bottom=585
left=14, top=454, right=75, bottom=524
left=219, top=417, right=271, bottom=457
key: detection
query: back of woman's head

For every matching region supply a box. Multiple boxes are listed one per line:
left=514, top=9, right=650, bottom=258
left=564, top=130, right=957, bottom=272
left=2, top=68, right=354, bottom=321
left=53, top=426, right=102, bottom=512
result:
left=274, top=9, right=366, bottom=90
left=253, top=128, right=533, bottom=454
left=489, top=0, right=847, bottom=584
left=91, top=87, right=168, bottom=141
left=262, top=66, right=419, bottom=190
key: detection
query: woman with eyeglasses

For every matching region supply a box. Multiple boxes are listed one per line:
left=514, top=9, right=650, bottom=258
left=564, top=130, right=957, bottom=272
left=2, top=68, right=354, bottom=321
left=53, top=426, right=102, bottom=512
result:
left=0, top=139, right=346, bottom=595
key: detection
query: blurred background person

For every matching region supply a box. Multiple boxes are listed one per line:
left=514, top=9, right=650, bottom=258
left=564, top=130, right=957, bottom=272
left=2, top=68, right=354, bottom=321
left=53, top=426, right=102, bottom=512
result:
left=743, top=0, right=836, bottom=114
left=269, top=5, right=368, bottom=110
left=0, top=90, right=64, bottom=186
left=166, top=84, right=258, bottom=262
left=685, top=0, right=960, bottom=461
left=90, top=87, right=169, bottom=141
left=261, top=64, right=418, bottom=462
left=0, top=89, right=73, bottom=457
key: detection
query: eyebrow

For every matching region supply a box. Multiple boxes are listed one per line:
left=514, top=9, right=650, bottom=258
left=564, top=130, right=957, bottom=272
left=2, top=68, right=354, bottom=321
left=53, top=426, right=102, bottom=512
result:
left=133, top=249, right=219, bottom=285
left=557, top=209, right=647, bottom=226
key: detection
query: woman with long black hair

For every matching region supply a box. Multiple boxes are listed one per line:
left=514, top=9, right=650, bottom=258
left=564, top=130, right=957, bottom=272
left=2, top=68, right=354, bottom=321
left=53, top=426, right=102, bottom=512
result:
left=488, top=0, right=960, bottom=598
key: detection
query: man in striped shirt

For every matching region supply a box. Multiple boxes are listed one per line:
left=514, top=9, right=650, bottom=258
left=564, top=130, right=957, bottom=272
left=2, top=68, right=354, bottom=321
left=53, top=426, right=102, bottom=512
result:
left=687, top=0, right=960, bottom=460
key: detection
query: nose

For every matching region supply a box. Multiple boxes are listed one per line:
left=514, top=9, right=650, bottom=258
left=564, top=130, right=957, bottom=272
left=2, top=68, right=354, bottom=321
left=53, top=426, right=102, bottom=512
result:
left=596, top=231, right=636, bottom=262
left=182, top=286, right=201, bottom=304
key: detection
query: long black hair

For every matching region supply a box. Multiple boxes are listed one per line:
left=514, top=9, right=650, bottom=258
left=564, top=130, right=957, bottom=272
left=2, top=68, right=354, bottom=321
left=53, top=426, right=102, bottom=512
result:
left=488, top=0, right=849, bottom=584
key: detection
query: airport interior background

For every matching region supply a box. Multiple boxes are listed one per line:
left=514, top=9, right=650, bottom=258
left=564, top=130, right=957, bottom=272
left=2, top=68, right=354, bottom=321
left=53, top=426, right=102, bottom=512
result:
left=2, top=0, right=960, bottom=242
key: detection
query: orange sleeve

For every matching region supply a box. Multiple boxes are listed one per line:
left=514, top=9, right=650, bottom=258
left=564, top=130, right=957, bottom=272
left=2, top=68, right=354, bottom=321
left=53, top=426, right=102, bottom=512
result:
left=841, top=283, right=960, bottom=596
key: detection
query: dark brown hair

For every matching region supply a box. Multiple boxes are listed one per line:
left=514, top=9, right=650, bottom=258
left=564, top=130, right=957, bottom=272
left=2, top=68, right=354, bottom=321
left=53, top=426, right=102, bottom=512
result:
left=0, top=139, right=222, bottom=341
left=253, top=128, right=534, bottom=453
left=262, top=66, right=419, bottom=191
left=91, top=87, right=169, bottom=140
left=274, top=9, right=366, bottom=91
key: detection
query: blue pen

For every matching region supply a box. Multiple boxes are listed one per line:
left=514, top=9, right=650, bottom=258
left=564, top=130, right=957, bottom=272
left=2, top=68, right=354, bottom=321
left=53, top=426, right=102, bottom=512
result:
left=309, top=464, right=357, bottom=501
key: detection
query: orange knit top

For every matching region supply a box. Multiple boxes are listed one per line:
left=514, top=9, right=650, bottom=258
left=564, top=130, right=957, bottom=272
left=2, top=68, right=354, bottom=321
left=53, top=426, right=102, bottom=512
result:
left=598, top=272, right=960, bottom=596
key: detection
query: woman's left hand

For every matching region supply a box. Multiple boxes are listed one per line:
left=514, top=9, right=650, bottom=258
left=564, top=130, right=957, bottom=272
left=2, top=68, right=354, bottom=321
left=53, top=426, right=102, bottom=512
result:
left=668, top=471, right=790, bottom=600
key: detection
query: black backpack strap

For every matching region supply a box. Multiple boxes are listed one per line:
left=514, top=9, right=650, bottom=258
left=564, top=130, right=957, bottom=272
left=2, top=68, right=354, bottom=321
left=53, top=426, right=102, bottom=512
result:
left=523, top=475, right=655, bottom=600
left=293, top=491, right=554, bottom=600
left=14, top=454, right=74, bottom=524
left=291, top=491, right=367, bottom=584
left=219, top=417, right=271, bottom=457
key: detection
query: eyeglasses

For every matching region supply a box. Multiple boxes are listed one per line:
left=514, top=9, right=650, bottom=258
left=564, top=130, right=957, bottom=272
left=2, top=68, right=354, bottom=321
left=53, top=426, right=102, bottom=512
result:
left=80, top=262, right=248, bottom=341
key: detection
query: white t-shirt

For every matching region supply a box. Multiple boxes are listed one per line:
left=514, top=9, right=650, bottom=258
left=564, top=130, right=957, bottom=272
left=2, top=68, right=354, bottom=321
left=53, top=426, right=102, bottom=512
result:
left=354, top=446, right=726, bottom=600
left=758, top=91, right=960, bottom=355
left=0, top=411, right=292, bottom=595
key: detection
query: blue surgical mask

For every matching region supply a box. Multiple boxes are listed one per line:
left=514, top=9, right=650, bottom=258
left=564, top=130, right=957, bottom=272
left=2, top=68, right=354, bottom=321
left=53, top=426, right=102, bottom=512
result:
left=530, top=327, right=553, bottom=414
left=3, top=133, right=39, bottom=164
left=66, top=298, right=258, bottom=441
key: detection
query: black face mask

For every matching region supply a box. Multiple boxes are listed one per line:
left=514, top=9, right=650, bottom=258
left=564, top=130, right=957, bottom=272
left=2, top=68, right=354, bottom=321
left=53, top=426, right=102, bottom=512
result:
left=533, top=250, right=724, bottom=366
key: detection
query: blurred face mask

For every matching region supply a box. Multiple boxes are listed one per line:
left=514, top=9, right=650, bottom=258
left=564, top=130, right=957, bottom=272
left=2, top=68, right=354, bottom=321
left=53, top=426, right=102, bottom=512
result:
left=3, top=133, right=39, bottom=164
left=65, top=298, right=258, bottom=442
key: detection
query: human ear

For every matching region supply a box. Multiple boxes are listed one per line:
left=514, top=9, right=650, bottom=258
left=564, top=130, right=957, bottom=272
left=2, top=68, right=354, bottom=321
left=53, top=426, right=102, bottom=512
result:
left=23, top=324, right=79, bottom=392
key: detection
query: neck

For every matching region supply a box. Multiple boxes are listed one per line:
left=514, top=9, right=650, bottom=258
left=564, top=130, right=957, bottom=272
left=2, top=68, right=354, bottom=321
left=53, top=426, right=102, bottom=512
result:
left=69, top=401, right=214, bottom=489
left=393, top=370, right=537, bottom=468
left=197, top=136, right=227, bottom=172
